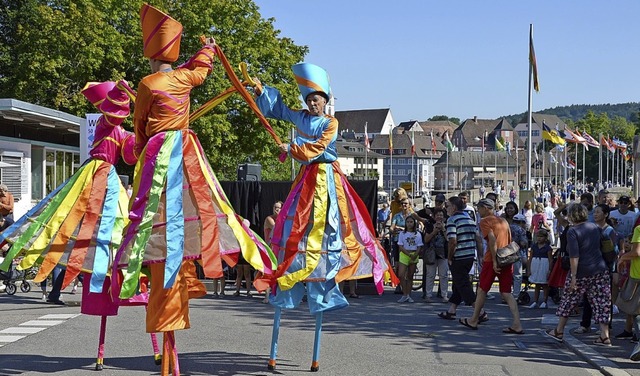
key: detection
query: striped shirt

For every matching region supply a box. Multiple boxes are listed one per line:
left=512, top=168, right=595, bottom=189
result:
left=446, top=211, right=478, bottom=260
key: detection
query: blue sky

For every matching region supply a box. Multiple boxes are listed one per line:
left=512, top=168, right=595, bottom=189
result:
left=253, top=1, right=640, bottom=124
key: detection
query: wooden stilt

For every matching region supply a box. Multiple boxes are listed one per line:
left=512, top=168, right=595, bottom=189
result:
left=268, top=307, right=282, bottom=370
left=95, top=315, right=107, bottom=371
left=310, top=312, right=323, bottom=372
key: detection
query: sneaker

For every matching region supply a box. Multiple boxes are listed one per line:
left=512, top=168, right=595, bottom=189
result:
left=615, top=330, right=634, bottom=339
left=486, top=293, right=495, bottom=300
left=70, top=286, right=77, bottom=295
left=613, top=305, right=620, bottom=315
left=528, top=302, right=538, bottom=309
left=212, top=292, right=219, bottom=298
left=41, top=293, right=47, bottom=301
left=398, top=296, right=409, bottom=303
left=422, top=296, right=432, bottom=303
left=407, top=297, right=414, bottom=303
left=46, top=299, right=66, bottom=305
left=539, top=302, right=547, bottom=309
left=442, top=297, right=450, bottom=303
left=631, top=343, right=640, bottom=361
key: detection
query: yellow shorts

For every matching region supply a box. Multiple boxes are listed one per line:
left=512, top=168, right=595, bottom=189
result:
left=399, top=252, right=419, bottom=266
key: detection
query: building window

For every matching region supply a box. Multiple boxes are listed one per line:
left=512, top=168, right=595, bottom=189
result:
left=45, top=148, right=80, bottom=196
left=532, top=130, right=540, bottom=137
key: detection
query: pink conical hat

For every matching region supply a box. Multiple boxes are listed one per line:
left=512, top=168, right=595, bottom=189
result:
left=81, top=82, right=117, bottom=109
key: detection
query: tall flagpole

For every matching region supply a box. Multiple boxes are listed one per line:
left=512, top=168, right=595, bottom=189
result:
left=411, top=130, right=416, bottom=197
left=598, top=133, right=603, bottom=186
left=364, top=122, right=368, bottom=180
left=582, top=141, right=586, bottom=185
left=526, top=24, right=535, bottom=190
left=574, top=144, right=578, bottom=185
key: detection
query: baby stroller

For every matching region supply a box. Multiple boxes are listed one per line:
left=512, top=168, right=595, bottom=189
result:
left=517, top=275, right=531, bottom=305
left=0, top=260, right=32, bottom=295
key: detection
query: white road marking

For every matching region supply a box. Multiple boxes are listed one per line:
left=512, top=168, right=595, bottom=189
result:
left=0, top=327, right=45, bottom=334
left=0, top=313, right=79, bottom=346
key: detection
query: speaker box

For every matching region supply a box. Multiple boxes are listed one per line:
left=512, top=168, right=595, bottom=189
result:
left=237, top=163, right=262, bottom=181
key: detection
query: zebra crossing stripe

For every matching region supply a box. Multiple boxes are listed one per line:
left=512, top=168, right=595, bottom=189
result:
left=0, top=313, right=80, bottom=346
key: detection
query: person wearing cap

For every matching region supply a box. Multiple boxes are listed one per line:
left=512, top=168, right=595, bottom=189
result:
left=254, top=61, right=395, bottom=370
left=0, top=184, right=14, bottom=229
left=459, top=198, right=524, bottom=334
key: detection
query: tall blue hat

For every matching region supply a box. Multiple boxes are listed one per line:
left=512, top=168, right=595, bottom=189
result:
left=292, top=63, right=331, bottom=101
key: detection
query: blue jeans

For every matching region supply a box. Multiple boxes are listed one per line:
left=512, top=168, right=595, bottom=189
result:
left=41, top=266, right=65, bottom=301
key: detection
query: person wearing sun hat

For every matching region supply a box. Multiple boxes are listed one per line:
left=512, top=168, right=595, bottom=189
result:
left=254, top=63, right=396, bottom=370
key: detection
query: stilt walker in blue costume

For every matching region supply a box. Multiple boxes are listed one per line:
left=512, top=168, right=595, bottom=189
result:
left=254, top=63, right=397, bottom=372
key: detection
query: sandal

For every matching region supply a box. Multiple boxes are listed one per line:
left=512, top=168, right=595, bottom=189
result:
left=593, top=336, right=612, bottom=346
left=438, top=311, right=456, bottom=320
left=544, top=329, right=564, bottom=343
left=478, top=311, right=489, bottom=323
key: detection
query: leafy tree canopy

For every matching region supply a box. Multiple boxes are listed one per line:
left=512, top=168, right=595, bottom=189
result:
left=0, top=0, right=308, bottom=180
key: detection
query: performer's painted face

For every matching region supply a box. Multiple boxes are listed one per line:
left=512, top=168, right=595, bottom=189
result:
left=305, top=94, right=327, bottom=116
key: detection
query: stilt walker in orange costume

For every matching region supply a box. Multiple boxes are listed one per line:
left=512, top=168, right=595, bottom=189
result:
left=113, top=5, right=275, bottom=376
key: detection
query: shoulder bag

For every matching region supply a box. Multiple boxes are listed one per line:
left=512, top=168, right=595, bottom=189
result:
left=496, top=241, right=521, bottom=268
left=615, top=276, right=640, bottom=315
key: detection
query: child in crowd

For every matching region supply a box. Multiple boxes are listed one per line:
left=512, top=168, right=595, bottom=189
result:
left=396, top=216, right=423, bottom=303
left=527, top=229, right=553, bottom=309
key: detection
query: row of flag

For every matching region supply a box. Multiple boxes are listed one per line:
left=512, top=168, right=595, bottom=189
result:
left=541, top=119, right=628, bottom=153
left=383, top=127, right=450, bottom=155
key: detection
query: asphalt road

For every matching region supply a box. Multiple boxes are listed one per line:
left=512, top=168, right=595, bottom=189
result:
left=0, top=283, right=639, bottom=376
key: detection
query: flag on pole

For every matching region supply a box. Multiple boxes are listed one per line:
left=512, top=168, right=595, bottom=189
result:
left=581, top=130, right=600, bottom=148
left=529, top=25, right=540, bottom=92
left=625, top=149, right=632, bottom=161
left=430, top=130, right=437, bottom=152
left=600, top=135, right=611, bottom=150
left=564, top=127, right=587, bottom=149
left=606, top=136, right=616, bottom=153
left=542, top=120, right=565, bottom=145
left=567, top=158, right=576, bottom=169
left=534, top=147, right=539, bottom=161
left=506, top=141, right=512, bottom=156
left=549, top=152, right=557, bottom=164
left=411, top=131, right=416, bottom=156
left=443, top=130, right=455, bottom=151
left=613, top=137, right=628, bottom=151
left=495, top=136, right=505, bottom=151
left=388, top=126, right=393, bottom=153
left=364, top=122, right=370, bottom=151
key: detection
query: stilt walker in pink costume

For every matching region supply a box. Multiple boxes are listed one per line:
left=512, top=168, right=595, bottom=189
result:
left=113, top=4, right=276, bottom=376
left=254, top=64, right=397, bottom=371
left=0, top=80, right=161, bottom=370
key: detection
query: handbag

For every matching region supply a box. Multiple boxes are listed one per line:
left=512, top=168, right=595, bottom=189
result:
left=496, top=241, right=521, bottom=268
left=615, top=276, right=640, bottom=315
left=424, top=246, right=436, bottom=265
left=600, top=226, right=617, bottom=266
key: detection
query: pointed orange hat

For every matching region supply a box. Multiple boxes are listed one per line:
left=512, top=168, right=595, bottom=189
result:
left=140, top=3, right=183, bottom=63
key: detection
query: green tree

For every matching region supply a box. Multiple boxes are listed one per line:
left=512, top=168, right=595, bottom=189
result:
left=427, top=115, right=460, bottom=125
left=0, top=0, right=307, bottom=180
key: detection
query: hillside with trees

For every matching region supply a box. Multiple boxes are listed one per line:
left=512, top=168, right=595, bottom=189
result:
left=503, top=102, right=640, bottom=126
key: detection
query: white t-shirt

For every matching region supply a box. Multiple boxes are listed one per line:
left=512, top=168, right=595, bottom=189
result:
left=610, top=209, right=638, bottom=239
left=397, top=231, right=424, bottom=251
